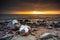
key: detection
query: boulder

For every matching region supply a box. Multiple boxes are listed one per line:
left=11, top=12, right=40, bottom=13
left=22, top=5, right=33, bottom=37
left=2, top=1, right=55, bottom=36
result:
left=0, top=34, right=13, bottom=40
left=37, top=33, right=59, bottom=40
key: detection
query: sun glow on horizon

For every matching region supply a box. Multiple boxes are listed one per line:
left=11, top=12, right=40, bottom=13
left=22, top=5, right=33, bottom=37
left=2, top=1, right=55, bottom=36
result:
left=6, top=11, right=60, bottom=14
left=32, top=11, right=44, bottom=14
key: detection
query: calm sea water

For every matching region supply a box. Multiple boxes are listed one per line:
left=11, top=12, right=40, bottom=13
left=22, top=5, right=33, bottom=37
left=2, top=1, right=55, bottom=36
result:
left=0, top=14, right=60, bottom=21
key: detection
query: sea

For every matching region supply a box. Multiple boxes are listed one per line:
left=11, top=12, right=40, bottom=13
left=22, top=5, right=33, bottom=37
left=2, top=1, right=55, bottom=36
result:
left=0, top=14, right=60, bottom=22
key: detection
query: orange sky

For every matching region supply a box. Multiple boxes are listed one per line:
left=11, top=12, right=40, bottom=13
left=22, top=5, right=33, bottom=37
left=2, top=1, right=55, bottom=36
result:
left=6, top=11, right=60, bottom=14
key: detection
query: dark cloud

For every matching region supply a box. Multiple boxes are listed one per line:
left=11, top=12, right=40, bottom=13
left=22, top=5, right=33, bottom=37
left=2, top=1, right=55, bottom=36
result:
left=0, top=0, right=60, bottom=14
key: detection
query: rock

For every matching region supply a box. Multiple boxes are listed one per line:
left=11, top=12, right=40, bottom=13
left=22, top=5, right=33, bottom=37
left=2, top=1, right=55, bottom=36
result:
left=32, top=28, right=38, bottom=32
left=47, top=26, right=53, bottom=29
left=33, top=28, right=38, bottom=31
left=0, top=34, right=13, bottom=40
left=0, top=31, right=6, bottom=38
left=37, top=33, right=58, bottom=40
left=31, top=32, right=36, bottom=36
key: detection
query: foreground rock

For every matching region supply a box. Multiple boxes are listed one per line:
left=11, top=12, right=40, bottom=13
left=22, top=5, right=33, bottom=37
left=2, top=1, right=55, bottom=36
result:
left=0, top=34, right=13, bottom=40
left=37, top=33, right=60, bottom=40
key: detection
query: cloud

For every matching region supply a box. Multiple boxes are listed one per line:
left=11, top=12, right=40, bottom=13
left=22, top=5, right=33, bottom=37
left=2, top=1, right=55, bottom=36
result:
left=0, top=0, right=60, bottom=14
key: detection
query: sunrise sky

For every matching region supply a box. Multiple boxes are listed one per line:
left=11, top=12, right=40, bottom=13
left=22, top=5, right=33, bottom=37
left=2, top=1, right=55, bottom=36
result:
left=2, top=11, right=60, bottom=14
left=0, top=0, right=60, bottom=14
